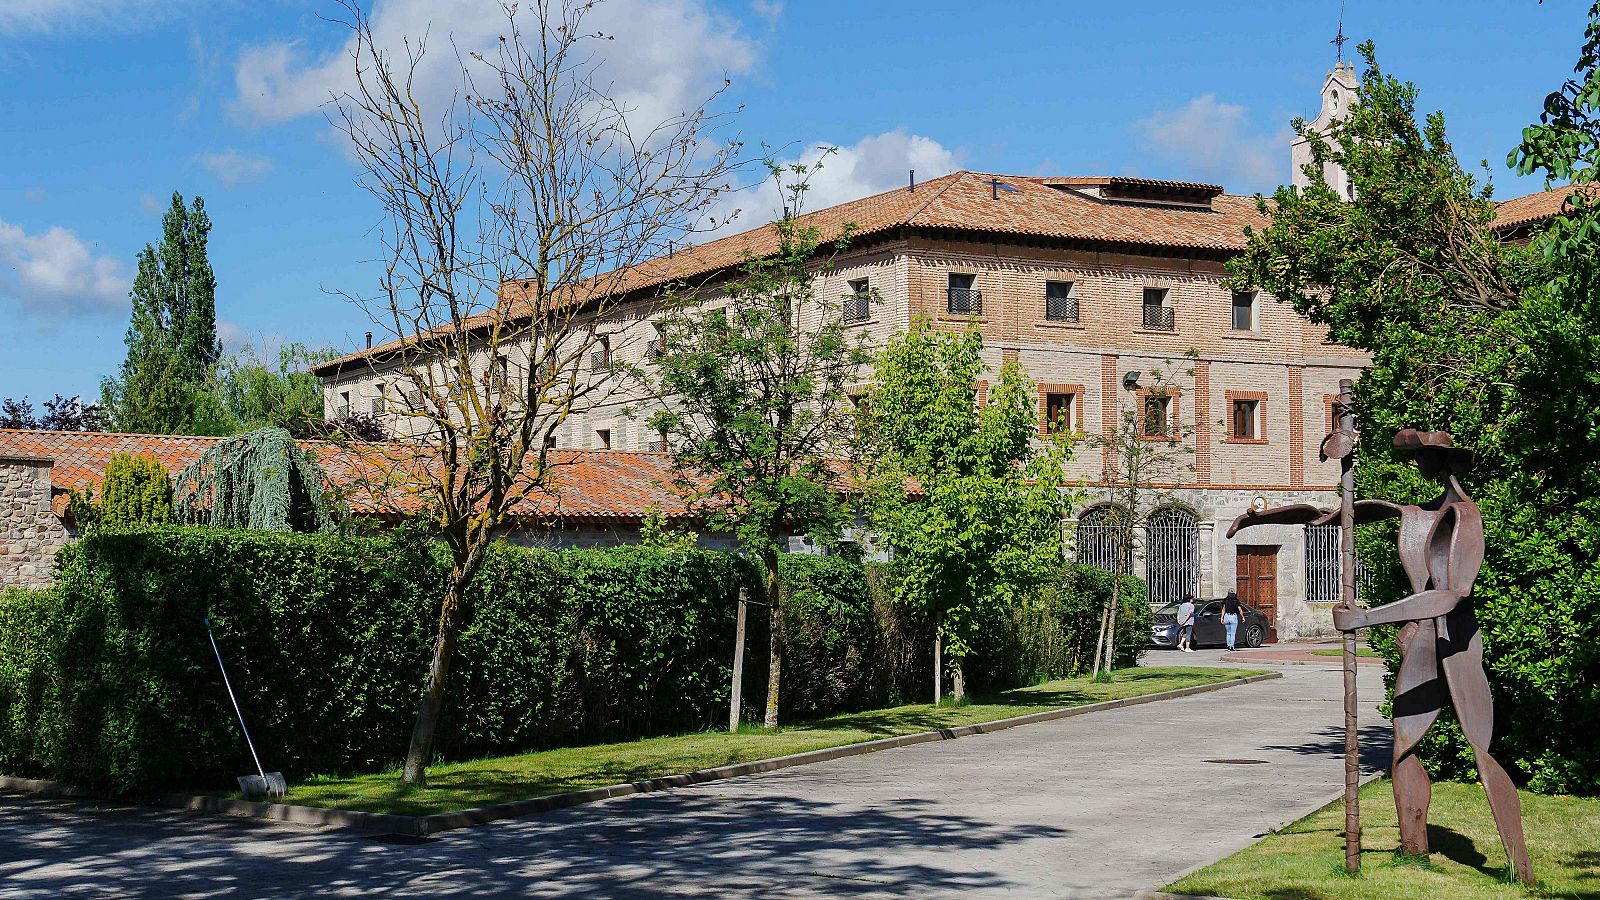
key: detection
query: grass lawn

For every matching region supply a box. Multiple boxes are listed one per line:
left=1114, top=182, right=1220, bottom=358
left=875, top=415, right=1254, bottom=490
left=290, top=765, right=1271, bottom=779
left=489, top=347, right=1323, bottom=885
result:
left=274, top=665, right=1263, bottom=817
left=1310, top=647, right=1382, bottom=658
left=1167, top=778, right=1600, bottom=899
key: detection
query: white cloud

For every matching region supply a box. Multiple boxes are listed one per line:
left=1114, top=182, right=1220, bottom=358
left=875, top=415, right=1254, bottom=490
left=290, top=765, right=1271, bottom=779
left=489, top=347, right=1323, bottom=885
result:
left=0, top=218, right=128, bottom=319
left=703, top=129, right=959, bottom=239
left=1132, top=94, right=1291, bottom=193
left=196, top=149, right=273, bottom=187
left=0, top=0, right=191, bottom=34
left=139, top=193, right=164, bottom=215
left=231, top=0, right=757, bottom=132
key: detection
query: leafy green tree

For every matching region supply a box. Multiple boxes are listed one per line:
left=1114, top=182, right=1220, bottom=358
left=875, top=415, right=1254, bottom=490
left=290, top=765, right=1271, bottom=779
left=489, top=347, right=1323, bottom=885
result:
left=1231, top=40, right=1600, bottom=793
left=102, top=192, right=228, bottom=435
left=98, top=453, right=173, bottom=527
left=215, top=343, right=336, bottom=436
left=649, top=159, right=870, bottom=728
left=862, top=320, right=1073, bottom=701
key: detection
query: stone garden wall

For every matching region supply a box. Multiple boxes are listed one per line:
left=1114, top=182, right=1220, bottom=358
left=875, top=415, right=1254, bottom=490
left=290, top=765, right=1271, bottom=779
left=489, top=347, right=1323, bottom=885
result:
left=0, top=457, right=68, bottom=589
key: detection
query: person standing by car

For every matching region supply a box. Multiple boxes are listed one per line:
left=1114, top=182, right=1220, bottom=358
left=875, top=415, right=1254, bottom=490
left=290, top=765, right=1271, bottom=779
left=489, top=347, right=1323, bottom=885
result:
left=1176, top=595, right=1197, bottom=653
left=1221, top=590, right=1243, bottom=651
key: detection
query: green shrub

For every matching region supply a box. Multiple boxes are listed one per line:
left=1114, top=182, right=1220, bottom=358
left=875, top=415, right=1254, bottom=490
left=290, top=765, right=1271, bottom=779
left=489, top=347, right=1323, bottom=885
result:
left=970, top=563, right=1149, bottom=691
left=0, top=529, right=1154, bottom=793
left=11, top=529, right=751, bottom=792
left=98, top=453, right=172, bottom=527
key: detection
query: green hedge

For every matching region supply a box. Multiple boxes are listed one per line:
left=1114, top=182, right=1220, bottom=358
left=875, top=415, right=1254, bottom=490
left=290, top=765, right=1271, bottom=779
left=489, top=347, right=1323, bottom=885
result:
left=0, top=529, right=1149, bottom=794
left=0, top=529, right=748, bottom=792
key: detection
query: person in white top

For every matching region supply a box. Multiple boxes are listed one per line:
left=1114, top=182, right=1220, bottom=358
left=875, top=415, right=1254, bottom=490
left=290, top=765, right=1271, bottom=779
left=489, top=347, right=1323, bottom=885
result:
left=1176, top=595, right=1197, bottom=653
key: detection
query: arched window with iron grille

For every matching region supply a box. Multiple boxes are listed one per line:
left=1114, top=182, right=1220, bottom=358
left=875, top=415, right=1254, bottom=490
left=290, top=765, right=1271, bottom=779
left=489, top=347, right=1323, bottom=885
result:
left=1305, top=523, right=1373, bottom=602
left=1145, top=506, right=1199, bottom=604
left=1076, top=505, right=1131, bottom=574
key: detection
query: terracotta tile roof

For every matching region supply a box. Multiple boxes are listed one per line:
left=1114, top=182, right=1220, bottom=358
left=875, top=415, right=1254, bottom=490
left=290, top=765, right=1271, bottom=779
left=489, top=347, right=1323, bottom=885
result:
left=1493, top=185, right=1596, bottom=231
left=0, top=429, right=689, bottom=525
left=312, top=171, right=1272, bottom=376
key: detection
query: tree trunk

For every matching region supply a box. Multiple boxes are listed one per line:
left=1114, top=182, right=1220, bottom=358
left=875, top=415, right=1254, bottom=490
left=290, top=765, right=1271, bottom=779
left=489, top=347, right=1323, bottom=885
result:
left=762, top=549, right=783, bottom=729
left=951, top=659, right=966, bottom=702
left=933, top=630, right=942, bottom=705
left=729, top=589, right=748, bottom=733
left=1091, top=598, right=1111, bottom=679
left=1102, top=569, right=1125, bottom=677
left=401, top=567, right=472, bottom=786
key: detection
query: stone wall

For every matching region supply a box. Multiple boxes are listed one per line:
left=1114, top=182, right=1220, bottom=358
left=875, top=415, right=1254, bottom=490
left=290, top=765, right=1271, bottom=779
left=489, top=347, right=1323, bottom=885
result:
left=0, top=457, right=68, bottom=590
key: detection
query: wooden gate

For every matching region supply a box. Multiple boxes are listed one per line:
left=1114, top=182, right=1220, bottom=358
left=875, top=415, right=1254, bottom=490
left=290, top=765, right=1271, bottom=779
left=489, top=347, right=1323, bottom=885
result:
left=1236, top=545, right=1279, bottom=643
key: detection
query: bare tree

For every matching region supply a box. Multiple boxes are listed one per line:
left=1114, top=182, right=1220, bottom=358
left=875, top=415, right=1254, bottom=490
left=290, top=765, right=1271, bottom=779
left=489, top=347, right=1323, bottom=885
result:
left=331, top=0, right=738, bottom=785
left=1082, top=354, right=1196, bottom=680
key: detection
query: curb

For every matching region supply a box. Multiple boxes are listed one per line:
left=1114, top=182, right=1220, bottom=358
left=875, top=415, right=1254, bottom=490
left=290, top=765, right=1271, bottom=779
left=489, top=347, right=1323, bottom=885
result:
left=2, top=671, right=1282, bottom=837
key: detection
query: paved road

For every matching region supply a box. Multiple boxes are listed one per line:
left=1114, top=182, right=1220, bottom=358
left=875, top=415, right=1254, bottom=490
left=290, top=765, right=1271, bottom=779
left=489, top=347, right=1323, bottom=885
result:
left=0, top=655, right=1387, bottom=899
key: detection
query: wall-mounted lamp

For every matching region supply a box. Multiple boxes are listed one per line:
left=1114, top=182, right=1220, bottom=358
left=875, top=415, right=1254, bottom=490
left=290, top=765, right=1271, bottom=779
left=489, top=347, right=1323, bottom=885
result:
left=1122, top=371, right=1141, bottom=389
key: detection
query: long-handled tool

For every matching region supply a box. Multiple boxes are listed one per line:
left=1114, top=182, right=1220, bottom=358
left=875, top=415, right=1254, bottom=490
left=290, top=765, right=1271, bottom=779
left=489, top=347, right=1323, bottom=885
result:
left=205, top=616, right=286, bottom=800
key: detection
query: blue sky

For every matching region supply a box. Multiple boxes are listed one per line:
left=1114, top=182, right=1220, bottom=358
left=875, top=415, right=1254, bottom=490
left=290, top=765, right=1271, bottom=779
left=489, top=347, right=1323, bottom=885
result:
left=0, top=0, right=1589, bottom=404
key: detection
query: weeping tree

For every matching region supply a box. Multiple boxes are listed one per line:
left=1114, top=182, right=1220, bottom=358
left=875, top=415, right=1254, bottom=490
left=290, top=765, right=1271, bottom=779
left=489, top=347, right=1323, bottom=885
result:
left=173, top=428, right=337, bottom=532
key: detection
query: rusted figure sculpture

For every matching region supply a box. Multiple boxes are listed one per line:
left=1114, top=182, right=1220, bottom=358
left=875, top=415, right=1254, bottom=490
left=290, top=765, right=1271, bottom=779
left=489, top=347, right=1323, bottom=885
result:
left=1228, top=387, right=1532, bottom=883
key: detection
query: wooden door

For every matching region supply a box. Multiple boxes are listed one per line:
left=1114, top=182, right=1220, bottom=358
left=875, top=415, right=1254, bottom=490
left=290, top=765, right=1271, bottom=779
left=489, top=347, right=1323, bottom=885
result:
left=1236, top=546, right=1279, bottom=643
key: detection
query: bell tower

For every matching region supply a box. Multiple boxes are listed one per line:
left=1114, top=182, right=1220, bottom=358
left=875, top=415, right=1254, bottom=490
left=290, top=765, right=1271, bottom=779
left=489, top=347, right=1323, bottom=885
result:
left=1291, top=13, right=1359, bottom=195
left=1291, top=63, right=1358, bottom=194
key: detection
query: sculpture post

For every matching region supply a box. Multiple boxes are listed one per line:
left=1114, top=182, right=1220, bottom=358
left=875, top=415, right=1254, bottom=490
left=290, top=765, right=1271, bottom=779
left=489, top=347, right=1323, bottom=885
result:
left=1336, top=378, right=1360, bottom=873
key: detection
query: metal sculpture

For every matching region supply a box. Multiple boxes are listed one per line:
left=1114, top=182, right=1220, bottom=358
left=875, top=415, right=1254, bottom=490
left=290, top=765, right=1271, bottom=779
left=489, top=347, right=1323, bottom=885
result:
left=1227, top=379, right=1532, bottom=883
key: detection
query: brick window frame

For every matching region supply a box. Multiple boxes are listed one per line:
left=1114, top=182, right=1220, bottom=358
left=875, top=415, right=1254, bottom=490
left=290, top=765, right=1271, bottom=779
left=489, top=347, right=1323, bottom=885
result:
left=974, top=379, right=989, bottom=407
left=1135, top=386, right=1182, bottom=441
left=1224, top=390, right=1269, bottom=444
left=1036, top=383, right=1085, bottom=436
left=1323, top=393, right=1339, bottom=437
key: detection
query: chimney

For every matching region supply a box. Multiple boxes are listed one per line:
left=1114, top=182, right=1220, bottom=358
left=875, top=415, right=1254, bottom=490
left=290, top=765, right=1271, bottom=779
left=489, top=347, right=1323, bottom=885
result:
left=365, top=331, right=373, bottom=350
left=909, top=169, right=916, bottom=193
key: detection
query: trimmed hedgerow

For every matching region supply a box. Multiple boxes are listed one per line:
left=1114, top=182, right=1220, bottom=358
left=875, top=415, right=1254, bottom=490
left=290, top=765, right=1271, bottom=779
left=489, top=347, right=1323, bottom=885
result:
left=0, top=529, right=1149, bottom=794
left=5, top=528, right=751, bottom=793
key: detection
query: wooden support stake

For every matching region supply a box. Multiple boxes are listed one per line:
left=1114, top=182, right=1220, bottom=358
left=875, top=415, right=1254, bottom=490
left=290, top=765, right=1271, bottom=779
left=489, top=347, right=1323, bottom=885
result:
left=1336, top=378, right=1361, bottom=874
left=729, top=589, right=747, bottom=733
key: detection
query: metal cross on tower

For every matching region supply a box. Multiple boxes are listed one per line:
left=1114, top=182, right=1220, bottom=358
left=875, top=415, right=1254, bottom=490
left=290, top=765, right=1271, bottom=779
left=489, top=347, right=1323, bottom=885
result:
left=1331, top=2, right=1349, bottom=61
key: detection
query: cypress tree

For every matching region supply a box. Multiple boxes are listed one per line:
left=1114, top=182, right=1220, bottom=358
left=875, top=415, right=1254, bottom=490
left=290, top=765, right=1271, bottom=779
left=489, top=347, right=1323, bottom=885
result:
left=102, top=192, right=226, bottom=434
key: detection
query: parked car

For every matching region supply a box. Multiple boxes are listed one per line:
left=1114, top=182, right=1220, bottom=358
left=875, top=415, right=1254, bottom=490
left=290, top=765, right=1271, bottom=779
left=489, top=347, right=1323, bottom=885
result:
left=1149, top=598, right=1269, bottom=649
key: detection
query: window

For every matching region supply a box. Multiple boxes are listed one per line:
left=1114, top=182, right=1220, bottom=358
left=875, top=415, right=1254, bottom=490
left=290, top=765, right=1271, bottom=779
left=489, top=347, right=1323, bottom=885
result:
left=544, top=434, right=558, bottom=450
left=947, top=272, right=981, bottom=315
left=596, top=428, right=611, bottom=450
left=1142, top=394, right=1171, bottom=437
left=371, top=383, right=387, bottom=415
left=1142, top=287, right=1173, bottom=330
left=649, top=429, right=669, bottom=453
left=1231, top=291, right=1256, bottom=331
left=1076, top=505, right=1131, bottom=573
left=844, top=278, right=871, bottom=323
left=591, top=336, right=612, bottom=369
left=1044, top=280, right=1079, bottom=322
left=1231, top=399, right=1258, bottom=439
left=336, top=391, right=351, bottom=420
left=495, top=354, right=511, bottom=386
left=1146, top=507, right=1200, bottom=605
left=646, top=324, right=664, bottom=361
left=1045, top=392, right=1075, bottom=433
left=1226, top=391, right=1268, bottom=443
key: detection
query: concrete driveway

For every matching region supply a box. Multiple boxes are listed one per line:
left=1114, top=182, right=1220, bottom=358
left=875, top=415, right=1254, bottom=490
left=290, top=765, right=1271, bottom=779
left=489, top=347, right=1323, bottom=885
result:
left=0, top=658, right=1387, bottom=899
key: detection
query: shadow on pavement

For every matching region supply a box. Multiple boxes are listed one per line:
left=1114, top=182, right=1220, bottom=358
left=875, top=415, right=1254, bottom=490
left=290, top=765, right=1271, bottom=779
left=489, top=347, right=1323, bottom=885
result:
left=0, top=787, right=1071, bottom=897
left=1261, top=724, right=1392, bottom=773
